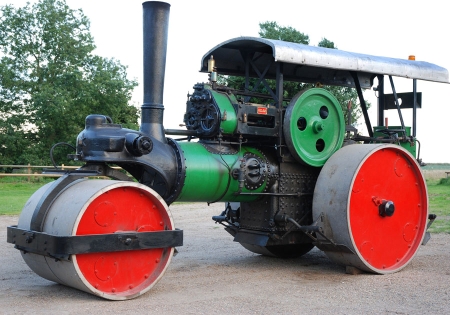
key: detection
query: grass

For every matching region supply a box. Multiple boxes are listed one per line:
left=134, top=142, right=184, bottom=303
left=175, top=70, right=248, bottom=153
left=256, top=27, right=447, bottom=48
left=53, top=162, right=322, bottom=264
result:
left=0, top=177, right=53, bottom=215
left=427, top=177, right=450, bottom=233
left=1, top=175, right=449, bottom=233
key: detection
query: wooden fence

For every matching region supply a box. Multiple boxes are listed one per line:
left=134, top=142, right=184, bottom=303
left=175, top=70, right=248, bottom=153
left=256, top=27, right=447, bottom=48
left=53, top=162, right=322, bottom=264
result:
left=0, top=164, right=122, bottom=181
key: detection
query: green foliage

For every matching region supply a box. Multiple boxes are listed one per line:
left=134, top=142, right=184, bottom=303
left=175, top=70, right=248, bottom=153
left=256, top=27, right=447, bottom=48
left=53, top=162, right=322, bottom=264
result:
left=258, top=21, right=309, bottom=44
left=318, top=38, right=335, bottom=49
left=439, top=177, right=450, bottom=185
left=0, top=0, right=138, bottom=165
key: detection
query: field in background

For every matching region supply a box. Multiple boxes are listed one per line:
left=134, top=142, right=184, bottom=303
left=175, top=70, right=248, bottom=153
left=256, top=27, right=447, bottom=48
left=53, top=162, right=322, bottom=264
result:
left=1, top=165, right=449, bottom=233
left=422, top=163, right=450, bottom=180
left=0, top=177, right=52, bottom=215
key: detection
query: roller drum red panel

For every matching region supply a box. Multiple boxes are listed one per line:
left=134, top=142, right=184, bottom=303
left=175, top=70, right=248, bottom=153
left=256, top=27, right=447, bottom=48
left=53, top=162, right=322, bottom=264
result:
left=313, top=144, right=428, bottom=274
left=17, top=180, right=175, bottom=300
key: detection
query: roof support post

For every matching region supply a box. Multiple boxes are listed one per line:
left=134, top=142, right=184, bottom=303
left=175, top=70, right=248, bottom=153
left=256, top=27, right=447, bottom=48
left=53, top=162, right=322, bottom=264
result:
left=377, top=75, right=385, bottom=127
left=351, top=72, right=373, bottom=137
left=413, top=79, right=417, bottom=137
left=275, top=62, right=284, bottom=108
left=388, top=75, right=406, bottom=131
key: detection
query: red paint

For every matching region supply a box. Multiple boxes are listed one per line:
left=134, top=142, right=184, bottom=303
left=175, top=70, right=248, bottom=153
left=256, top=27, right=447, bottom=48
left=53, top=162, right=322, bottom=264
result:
left=75, top=186, right=172, bottom=296
left=257, top=107, right=268, bottom=115
left=349, top=148, right=427, bottom=271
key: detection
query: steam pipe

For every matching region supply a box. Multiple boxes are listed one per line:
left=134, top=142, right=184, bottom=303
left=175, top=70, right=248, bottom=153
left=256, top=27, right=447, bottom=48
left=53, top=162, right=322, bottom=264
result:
left=141, top=1, right=170, bottom=142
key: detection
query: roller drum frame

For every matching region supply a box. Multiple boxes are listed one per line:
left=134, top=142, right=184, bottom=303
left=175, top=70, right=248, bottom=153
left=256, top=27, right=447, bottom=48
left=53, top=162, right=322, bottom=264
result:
left=11, top=178, right=178, bottom=300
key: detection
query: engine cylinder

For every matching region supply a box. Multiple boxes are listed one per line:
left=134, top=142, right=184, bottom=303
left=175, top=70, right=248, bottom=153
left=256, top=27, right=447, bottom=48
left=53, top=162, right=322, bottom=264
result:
left=176, top=142, right=273, bottom=202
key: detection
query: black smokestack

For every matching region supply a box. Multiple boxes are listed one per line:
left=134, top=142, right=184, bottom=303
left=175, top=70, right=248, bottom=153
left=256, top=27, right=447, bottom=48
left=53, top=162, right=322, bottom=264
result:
left=141, top=1, right=170, bottom=142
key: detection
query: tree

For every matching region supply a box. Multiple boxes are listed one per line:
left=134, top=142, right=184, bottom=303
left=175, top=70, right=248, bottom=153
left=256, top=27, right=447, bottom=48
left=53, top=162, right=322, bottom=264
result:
left=219, top=21, right=367, bottom=126
left=0, top=0, right=138, bottom=166
left=258, top=21, right=309, bottom=44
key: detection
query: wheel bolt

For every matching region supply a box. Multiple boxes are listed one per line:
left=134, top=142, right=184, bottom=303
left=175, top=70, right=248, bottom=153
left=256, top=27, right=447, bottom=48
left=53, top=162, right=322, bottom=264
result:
left=379, top=200, right=395, bottom=217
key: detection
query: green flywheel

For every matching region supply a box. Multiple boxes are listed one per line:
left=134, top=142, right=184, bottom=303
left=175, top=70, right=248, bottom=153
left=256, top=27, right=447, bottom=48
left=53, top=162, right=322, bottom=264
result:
left=283, top=88, right=345, bottom=167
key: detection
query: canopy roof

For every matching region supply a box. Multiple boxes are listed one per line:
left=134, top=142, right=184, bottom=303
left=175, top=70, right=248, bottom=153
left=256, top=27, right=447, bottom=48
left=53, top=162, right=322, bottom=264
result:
left=200, top=37, right=449, bottom=88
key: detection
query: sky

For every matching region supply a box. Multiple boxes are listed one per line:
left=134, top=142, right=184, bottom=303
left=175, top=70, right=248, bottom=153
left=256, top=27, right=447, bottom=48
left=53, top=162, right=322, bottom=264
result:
left=2, top=0, right=450, bottom=163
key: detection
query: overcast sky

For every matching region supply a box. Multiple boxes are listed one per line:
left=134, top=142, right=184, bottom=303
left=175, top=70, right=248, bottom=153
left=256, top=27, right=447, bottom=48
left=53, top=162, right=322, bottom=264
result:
left=2, top=0, right=449, bottom=162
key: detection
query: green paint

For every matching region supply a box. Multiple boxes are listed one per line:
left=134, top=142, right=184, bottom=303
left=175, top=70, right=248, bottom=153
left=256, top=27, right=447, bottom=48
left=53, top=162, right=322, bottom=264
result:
left=373, top=126, right=416, bottom=157
left=176, top=142, right=267, bottom=202
left=209, top=89, right=238, bottom=134
left=285, top=88, right=345, bottom=167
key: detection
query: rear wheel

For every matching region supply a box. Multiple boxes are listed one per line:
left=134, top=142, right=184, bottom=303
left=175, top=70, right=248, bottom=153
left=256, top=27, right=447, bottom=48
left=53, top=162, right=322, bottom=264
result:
left=313, top=144, right=428, bottom=274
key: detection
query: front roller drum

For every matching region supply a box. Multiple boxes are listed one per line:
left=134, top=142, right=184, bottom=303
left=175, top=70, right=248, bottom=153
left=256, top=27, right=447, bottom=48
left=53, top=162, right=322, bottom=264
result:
left=313, top=144, right=428, bottom=274
left=16, top=179, right=176, bottom=300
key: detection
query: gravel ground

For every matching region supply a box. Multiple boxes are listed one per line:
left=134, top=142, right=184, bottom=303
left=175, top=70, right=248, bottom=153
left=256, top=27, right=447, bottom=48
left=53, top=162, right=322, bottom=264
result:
left=1, top=202, right=450, bottom=314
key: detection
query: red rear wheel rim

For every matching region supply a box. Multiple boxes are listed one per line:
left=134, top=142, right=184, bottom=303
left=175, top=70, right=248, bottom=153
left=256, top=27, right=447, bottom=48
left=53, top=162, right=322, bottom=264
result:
left=349, top=147, right=427, bottom=271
